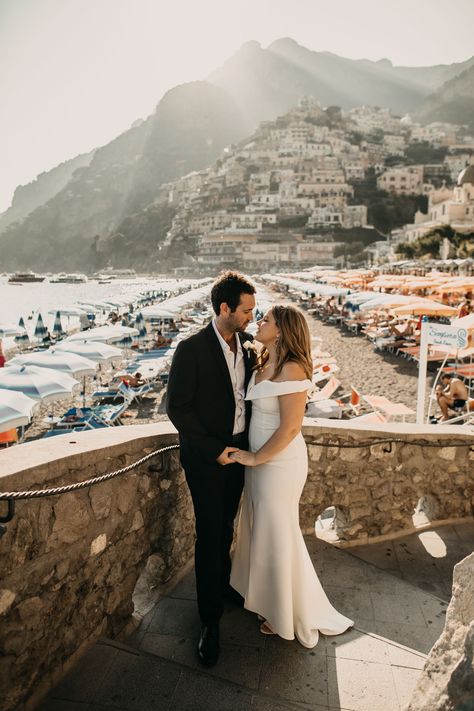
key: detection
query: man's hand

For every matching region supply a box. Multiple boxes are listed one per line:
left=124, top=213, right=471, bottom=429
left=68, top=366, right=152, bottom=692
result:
left=229, top=449, right=257, bottom=466
left=216, top=447, right=239, bottom=466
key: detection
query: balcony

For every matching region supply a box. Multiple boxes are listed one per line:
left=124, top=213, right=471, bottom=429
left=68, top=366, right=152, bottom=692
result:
left=1, top=420, right=473, bottom=710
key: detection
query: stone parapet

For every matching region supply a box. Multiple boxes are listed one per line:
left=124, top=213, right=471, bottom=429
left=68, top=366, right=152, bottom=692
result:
left=0, top=424, right=192, bottom=711
left=303, top=419, right=474, bottom=543
left=0, top=420, right=473, bottom=709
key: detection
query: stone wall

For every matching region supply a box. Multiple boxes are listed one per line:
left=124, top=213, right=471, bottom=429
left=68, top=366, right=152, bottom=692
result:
left=0, top=424, right=194, bottom=711
left=302, top=419, right=474, bottom=543
left=0, top=420, right=473, bottom=709
left=407, top=552, right=474, bottom=711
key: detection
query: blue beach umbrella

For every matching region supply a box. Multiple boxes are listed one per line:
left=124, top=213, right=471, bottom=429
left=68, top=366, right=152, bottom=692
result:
left=134, top=313, right=147, bottom=341
left=34, top=313, right=48, bottom=340
left=13, top=317, right=30, bottom=348
left=52, top=311, right=66, bottom=339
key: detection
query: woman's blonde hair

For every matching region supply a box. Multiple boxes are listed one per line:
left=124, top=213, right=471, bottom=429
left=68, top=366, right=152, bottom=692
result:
left=257, top=304, right=313, bottom=380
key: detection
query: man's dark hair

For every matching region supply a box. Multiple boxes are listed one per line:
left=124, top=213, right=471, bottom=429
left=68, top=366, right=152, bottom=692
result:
left=211, top=270, right=256, bottom=316
left=441, top=373, right=453, bottom=380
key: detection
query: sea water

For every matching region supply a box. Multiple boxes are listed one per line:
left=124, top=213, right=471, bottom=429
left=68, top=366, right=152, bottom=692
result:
left=0, top=276, right=185, bottom=348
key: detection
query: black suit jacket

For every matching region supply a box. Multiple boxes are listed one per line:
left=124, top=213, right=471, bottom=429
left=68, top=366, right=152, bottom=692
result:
left=166, top=322, right=256, bottom=463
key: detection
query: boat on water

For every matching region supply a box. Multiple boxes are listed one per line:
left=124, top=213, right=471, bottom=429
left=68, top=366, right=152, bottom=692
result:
left=50, top=273, right=88, bottom=283
left=93, top=268, right=137, bottom=280
left=8, top=271, right=45, bottom=283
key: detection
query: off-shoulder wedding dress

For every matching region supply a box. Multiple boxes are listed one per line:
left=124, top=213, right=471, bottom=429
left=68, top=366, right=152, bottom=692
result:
left=230, top=372, right=353, bottom=648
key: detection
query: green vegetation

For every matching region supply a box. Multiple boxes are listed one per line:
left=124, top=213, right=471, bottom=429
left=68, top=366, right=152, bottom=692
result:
left=396, top=225, right=474, bottom=259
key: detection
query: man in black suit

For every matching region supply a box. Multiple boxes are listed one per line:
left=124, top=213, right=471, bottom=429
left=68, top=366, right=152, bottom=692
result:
left=166, top=271, right=256, bottom=666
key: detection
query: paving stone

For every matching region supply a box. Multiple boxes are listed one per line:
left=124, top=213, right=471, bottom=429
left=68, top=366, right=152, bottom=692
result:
left=391, top=664, right=422, bottom=708
left=325, top=627, right=391, bottom=665
left=259, top=637, right=328, bottom=707
left=415, top=591, right=448, bottom=629
left=147, top=596, right=200, bottom=636
left=251, top=694, right=328, bottom=710
left=169, top=671, right=253, bottom=710
left=93, top=649, right=181, bottom=710
left=348, top=542, right=399, bottom=571
left=219, top=606, right=265, bottom=649
left=373, top=621, right=441, bottom=656
left=370, top=590, right=427, bottom=626
left=324, top=585, right=375, bottom=623
left=47, top=643, right=118, bottom=703
left=167, top=570, right=197, bottom=601
left=140, top=632, right=262, bottom=689
left=384, top=641, right=426, bottom=670
left=327, top=657, right=399, bottom=711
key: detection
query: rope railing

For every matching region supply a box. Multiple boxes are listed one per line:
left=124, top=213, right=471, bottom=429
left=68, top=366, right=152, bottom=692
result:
left=1, top=436, right=473, bottom=501
left=0, top=444, right=180, bottom=501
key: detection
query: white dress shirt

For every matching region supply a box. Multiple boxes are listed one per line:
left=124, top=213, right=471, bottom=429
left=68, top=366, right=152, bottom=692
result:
left=212, top=319, right=246, bottom=435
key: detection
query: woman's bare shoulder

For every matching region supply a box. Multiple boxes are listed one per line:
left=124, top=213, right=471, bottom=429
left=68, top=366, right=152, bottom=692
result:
left=274, top=361, right=307, bottom=382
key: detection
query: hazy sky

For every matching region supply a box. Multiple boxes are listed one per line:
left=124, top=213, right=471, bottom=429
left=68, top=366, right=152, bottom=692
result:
left=1, top=0, right=473, bottom=212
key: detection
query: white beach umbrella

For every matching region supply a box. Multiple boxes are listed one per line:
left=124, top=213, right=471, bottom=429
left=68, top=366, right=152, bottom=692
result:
left=7, top=350, right=97, bottom=378
left=0, top=365, right=79, bottom=403
left=53, top=340, right=123, bottom=363
left=0, top=323, right=27, bottom=338
left=47, top=306, right=87, bottom=317
left=65, top=325, right=139, bottom=343
left=0, top=390, right=39, bottom=432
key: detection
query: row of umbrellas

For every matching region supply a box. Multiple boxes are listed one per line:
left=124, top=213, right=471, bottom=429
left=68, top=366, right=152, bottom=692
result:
left=0, top=340, right=124, bottom=434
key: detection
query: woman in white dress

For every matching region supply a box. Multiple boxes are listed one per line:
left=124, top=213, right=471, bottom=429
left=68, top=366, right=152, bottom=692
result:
left=230, top=304, right=353, bottom=648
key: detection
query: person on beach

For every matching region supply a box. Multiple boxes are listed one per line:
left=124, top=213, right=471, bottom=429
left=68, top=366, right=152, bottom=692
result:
left=229, top=305, right=353, bottom=648
left=0, top=339, right=5, bottom=368
left=166, top=271, right=257, bottom=667
left=436, top=373, right=469, bottom=421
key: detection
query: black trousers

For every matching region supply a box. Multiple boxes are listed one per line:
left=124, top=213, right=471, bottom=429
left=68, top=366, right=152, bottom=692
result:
left=182, top=449, right=245, bottom=625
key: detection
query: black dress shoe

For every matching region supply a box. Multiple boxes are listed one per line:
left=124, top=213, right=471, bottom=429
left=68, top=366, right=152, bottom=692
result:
left=223, top=586, right=244, bottom=607
left=198, top=622, right=220, bottom=667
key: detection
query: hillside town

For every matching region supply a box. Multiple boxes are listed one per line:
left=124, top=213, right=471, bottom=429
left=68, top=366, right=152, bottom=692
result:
left=155, top=98, right=474, bottom=272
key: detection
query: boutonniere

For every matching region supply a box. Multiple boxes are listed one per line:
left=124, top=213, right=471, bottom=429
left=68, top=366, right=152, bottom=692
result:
left=242, top=340, right=258, bottom=358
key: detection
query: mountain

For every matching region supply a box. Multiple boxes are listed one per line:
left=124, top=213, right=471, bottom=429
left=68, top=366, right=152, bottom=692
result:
left=0, top=81, right=245, bottom=270
left=414, top=64, right=474, bottom=130
left=2, top=38, right=473, bottom=271
left=208, top=39, right=474, bottom=129
left=0, top=151, right=94, bottom=234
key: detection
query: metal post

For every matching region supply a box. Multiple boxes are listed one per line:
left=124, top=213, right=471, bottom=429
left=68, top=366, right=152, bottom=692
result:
left=416, top=321, right=429, bottom=424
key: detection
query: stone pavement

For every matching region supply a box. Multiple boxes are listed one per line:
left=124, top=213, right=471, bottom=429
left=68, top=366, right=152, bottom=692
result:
left=39, top=524, right=474, bottom=711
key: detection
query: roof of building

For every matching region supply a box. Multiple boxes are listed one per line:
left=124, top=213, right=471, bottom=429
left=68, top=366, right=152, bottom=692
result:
left=457, top=164, right=474, bottom=186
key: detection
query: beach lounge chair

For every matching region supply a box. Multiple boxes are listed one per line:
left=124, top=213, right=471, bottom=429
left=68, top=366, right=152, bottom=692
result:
left=362, top=395, right=415, bottom=422
left=306, top=377, right=343, bottom=419
left=344, top=411, right=388, bottom=425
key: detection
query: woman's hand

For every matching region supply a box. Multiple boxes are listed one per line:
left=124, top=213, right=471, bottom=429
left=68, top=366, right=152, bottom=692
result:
left=229, top=449, right=258, bottom=466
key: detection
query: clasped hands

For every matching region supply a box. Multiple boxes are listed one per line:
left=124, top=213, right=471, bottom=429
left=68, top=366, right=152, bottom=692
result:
left=216, top=446, right=257, bottom=466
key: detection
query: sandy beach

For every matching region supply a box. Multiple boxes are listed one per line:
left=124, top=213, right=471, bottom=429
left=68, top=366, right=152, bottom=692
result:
left=307, top=314, right=430, bottom=410
left=17, top=295, right=438, bottom=443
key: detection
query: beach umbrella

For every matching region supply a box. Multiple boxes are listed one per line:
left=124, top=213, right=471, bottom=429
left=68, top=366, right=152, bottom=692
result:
left=47, top=306, right=87, bottom=317
left=53, top=341, right=123, bottom=363
left=0, top=323, right=26, bottom=338
left=0, top=390, right=39, bottom=433
left=65, top=325, right=139, bottom=344
left=52, top=311, right=66, bottom=339
left=134, top=313, right=147, bottom=341
left=115, top=334, right=133, bottom=350
left=14, top=318, right=30, bottom=348
left=34, top=313, right=48, bottom=341
left=0, top=365, right=79, bottom=403
left=391, top=302, right=457, bottom=317
left=7, top=350, right=97, bottom=378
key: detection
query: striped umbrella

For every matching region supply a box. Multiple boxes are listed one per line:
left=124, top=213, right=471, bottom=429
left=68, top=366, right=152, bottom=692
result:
left=52, top=311, right=66, bottom=339
left=134, top=313, right=147, bottom=342
left=14, top=317, right=30, bottom=347
left=0, top=390, right=38, bottom=433
left=34, top=313, right=48, bottom=340
left=0, top=364, right=79, bottom=403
